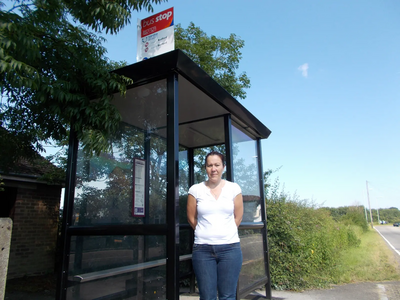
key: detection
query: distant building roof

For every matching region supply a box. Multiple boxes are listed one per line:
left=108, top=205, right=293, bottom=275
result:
left=0, top=128, right=65, bottom=185
left=1, top=155, right=65, bottom=186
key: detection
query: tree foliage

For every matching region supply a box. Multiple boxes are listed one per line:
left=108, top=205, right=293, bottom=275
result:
left=0, top=0, right=165, bottom=159
left=371, top=207, right=400, bottom=224
left=322, top=205, right=400, bottom=225
left=175, top=22, right=250, bottom=100
left=1, top=1, right=251, bottom=178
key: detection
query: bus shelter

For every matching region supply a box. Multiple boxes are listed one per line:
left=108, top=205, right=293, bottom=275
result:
left=57, top=50, right=272, bottom=300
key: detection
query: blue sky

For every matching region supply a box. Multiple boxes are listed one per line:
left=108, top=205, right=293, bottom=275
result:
left=101, top=0, right=400, bottom=209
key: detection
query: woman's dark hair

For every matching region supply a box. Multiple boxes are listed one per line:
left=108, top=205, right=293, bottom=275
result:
left=205, top=151, right=225, bottom=167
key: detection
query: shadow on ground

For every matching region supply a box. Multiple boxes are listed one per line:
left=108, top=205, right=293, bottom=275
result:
left=5, top=273, right=57, bottom=300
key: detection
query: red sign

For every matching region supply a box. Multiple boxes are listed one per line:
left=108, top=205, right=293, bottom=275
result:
left=141, top=7, right=174, bottom=37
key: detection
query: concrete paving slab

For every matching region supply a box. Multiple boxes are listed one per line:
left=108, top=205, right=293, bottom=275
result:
left=180, top=281, right=400, bottom=300
left=0, top=218, right=13, bottom=300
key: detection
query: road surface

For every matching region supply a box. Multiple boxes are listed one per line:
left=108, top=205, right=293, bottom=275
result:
left=375, top=225, right=400, bottom=256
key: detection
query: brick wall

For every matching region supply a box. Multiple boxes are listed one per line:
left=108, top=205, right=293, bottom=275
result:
left=7, top=183, right=61, bottom=279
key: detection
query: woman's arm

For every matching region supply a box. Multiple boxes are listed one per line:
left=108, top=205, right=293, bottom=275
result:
left=234, top=193, right=244, bottom=227
left=187, top=194, right=198, bottom=230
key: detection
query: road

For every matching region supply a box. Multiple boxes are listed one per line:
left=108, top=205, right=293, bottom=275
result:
left=375, top=225, right=400, bottom=256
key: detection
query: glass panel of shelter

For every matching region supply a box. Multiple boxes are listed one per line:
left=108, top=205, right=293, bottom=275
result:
left=177, top=116, right=228, bottom=294
left=230, top=123, right=267, bottom=291
left=65, top=80, right=230, bottom=299
left=231, top=123, right=261, bottom=223
left=64, top=77, right=266, bottom=299
left=66, top=79, right=170, bottom=299
left=178, top=119, right=266, bottom=295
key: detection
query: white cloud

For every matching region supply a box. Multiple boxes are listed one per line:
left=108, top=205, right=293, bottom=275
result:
left=298, top=63, right=309, bottom=78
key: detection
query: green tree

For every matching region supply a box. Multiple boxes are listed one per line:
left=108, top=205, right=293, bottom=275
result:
left=1, top=5, right=251, bottom=180
left=322, top=206, right=351, bottom=221
left=175, top=22, right=250, bottom=100
left=372, top=207, right=400, bottom=224
left=0, top=0, right=165, bottom=160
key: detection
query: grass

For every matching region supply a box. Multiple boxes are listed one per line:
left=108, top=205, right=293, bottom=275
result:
left=334, top=227, right=400, bottom=284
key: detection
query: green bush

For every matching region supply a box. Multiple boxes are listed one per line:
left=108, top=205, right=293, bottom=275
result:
left=265, top=181, right=363, bottom=290
left=340, top=208, right=369, bottom=233
left=346, top=228, right=361, bottom=247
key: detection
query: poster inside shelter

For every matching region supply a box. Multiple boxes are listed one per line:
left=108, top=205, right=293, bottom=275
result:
left=132, top=158, right=146, bottom=217
left=137, top=7, right=174, bottom=61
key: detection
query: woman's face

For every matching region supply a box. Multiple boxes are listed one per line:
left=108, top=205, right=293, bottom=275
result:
left=205, top=155, right=225, bottom=181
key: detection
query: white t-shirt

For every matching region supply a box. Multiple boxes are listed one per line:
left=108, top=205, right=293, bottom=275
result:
left=188, top=180, right=242, bottom=245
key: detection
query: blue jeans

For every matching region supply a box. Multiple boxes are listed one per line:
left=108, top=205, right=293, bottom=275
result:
left=192, top=243, right=242, bottom=300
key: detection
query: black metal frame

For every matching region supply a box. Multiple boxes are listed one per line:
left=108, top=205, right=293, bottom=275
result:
left=166, top=71, right=180, bottom=299
left=56, top=50, right=272, bottom=300
left=187, top=148, right=196, bottom=294
left=257, top=138, right=272, bottom=300
left=224, top=114, right=234, bottom=182
left=57, top=127, right=78, bottom=300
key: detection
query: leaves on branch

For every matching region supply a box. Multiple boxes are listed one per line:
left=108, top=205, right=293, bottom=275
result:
left=0, top=0, right=165, bottom=160
left=175, top=22, right=250, bottom=100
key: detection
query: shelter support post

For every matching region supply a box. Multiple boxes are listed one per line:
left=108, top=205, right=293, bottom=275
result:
left=187, top=148, right=196, bottom=294
left=224, top=115, right=234, bottom=182
left=257, top=139, right=272, bottom=299
left=57, top=128, right=78, bottom=300
left=166, top=72, right=180, bottom=300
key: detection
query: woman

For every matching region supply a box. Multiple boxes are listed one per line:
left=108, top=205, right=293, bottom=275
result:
left=187, top=151, right=243, bottom=300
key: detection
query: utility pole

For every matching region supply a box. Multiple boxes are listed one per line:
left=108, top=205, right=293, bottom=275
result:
left=366, top=181, right=373, bottom=228
left=377, top=209, right=380, bottom=224
left=364, top=206, right=368, bottom=223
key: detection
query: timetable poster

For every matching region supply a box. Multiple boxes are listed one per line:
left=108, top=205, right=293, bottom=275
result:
left=132, top=158, right=146, bottom=217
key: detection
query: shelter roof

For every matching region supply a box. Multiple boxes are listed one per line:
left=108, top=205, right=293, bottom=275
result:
left=113, top=50, right=271, bottom=146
